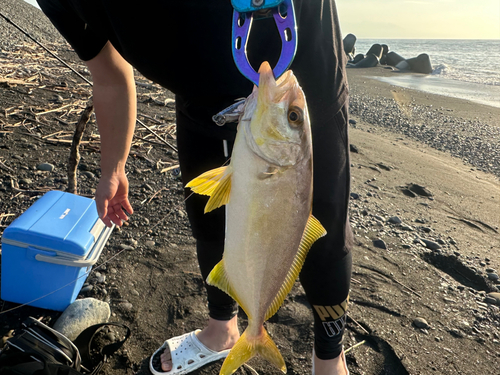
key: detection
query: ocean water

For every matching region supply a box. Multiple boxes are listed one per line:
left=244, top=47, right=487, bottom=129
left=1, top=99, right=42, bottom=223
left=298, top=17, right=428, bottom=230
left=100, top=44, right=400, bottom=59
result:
left=353, top=39, right=500, bottom=108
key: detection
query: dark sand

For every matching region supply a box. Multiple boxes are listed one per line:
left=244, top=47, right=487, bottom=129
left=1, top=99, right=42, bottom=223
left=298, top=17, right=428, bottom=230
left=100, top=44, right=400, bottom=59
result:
left=1, top=1, right=500, bottom=374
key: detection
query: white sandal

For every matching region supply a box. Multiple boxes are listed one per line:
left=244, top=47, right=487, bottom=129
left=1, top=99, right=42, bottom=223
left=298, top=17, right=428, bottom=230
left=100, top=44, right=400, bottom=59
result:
left=149, top=330, right=230, bottom=375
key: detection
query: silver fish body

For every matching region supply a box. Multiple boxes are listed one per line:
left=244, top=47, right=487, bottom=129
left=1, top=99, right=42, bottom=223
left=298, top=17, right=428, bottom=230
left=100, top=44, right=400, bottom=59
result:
left=186, top=62, right=326, bottom=375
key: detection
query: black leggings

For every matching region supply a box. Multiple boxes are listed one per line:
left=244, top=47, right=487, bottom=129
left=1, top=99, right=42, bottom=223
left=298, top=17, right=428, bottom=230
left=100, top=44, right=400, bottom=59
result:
left=174, top=0, right=352, bottom=360
left=176, top=101, right=352, bottom=359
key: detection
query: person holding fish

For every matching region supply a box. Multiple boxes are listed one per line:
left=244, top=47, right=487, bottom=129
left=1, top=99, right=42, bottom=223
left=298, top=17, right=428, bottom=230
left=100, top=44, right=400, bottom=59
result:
left=37, top=1, right=353, bottom=374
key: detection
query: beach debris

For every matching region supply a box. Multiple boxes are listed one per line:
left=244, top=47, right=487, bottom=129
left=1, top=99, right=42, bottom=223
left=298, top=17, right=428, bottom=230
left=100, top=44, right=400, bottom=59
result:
left=344, top=340, right=367, bottom=354
left=67, top=99, right=94, bottom=194
left=53, top=298, right=110, bottom=341
left=186, top=62, right=325, bottom=375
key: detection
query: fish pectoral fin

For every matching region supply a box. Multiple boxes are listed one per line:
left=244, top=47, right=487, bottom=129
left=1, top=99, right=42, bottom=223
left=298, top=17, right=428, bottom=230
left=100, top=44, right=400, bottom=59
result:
left=220, top=329, right=286, bottom=375
left=265, top=215, right=327, bottom=321
left=206, top=260, right=249, bottom=314
left=185, top=166, right=232, bottom=213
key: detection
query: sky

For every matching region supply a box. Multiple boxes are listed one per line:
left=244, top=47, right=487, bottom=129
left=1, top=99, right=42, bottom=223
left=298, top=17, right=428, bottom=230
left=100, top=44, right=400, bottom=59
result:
left=336, top=0, right=500, bottom=39
left=23, top=0, right=499, bottom=40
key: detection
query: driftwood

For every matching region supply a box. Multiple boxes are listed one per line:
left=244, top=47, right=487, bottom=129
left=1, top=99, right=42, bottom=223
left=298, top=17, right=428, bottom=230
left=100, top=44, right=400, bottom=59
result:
left=67, top=100, right=94, bottom=194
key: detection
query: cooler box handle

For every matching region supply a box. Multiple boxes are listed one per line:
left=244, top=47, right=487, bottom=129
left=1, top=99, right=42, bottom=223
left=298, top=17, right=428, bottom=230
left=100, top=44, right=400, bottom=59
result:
left=34, top=224, right=114, bottom=267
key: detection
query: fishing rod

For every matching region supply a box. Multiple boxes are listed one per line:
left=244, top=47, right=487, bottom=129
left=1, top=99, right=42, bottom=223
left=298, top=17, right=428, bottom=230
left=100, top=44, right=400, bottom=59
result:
left=0, top=10, right=178, bottom=153
left=0, top=10, right=92, bottom=86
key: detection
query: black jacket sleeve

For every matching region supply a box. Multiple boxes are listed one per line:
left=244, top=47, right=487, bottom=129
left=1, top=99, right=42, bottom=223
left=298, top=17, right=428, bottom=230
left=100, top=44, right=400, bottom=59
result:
left=37, top=0, right=108, bottom=61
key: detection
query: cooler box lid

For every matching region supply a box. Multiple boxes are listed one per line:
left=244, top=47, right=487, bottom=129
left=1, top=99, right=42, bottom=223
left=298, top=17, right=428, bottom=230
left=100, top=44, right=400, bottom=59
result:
left=1, top=191, right=105, bottom=258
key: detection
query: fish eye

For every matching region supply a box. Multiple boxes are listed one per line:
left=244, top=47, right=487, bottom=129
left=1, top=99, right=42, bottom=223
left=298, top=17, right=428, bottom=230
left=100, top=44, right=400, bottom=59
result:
left=288, top=106, right=304, bottom=127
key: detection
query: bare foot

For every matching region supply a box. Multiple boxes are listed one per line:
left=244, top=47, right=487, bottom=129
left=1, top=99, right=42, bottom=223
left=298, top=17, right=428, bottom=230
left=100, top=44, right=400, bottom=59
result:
left=160, top=316, right=240, bottom=372
left=313, top=350, right=348, bottom=375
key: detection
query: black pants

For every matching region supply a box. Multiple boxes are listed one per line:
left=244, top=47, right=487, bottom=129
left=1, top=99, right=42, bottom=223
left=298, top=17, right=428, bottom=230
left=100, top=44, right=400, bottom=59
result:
left=176, top=98, right=352, bottom=359
left=174, top=0, right=352, bottom=361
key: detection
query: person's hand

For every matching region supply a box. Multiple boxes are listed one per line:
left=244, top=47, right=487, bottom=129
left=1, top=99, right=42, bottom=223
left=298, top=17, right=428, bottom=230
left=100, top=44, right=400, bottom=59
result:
left=95, top=171, right=133, bottom=227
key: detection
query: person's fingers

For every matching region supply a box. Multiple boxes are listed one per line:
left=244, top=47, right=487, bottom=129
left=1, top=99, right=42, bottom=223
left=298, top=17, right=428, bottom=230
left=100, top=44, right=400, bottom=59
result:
left=114, top=207, right=129, bottom=222
left=96, top=197, right=112, bottom=227
left=122, top=198, right=134, bottom=215
left=101, top=215, right=114, bottom=228
left=106, top=205, right=122, bottom=227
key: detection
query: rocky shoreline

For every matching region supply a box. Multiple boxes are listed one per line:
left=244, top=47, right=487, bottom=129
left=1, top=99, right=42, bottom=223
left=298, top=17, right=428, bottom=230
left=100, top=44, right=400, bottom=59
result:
left=1, top=1, right=500, bottom=374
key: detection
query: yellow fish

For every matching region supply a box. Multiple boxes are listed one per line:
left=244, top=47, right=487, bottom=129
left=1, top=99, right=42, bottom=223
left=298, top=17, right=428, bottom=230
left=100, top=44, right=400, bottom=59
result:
left=186, top=62, right=326, bottom=375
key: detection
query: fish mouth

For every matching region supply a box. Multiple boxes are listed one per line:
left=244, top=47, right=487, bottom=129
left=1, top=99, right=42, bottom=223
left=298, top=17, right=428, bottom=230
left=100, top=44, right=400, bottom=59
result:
left=257, top=62, right=277, bottom=105
left=257, top=62, right=300, bottom=105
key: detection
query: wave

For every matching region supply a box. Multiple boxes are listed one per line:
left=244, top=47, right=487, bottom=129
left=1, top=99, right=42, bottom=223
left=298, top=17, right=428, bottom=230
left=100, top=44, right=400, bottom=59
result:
left=431, top=63, right=449, bottom=76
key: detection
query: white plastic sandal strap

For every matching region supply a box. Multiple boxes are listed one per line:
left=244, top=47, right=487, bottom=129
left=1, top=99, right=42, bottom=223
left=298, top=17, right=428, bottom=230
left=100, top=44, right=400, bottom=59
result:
left=149, top=330, right=230, bottom=375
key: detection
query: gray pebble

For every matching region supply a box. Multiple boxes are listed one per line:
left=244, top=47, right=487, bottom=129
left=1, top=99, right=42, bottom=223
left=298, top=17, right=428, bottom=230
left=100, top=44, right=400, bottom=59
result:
left=130, top=289, right=140, bottom=296
left=119, top=302, right=133, bottom=312
left=106, top=332, right=116, bottom=342
left=420, top=239, right=442, bottom=251
left=414, top=317, right=431, bottom=329
left=373, top=239, right=387, bottom=249
left=449, top=328, right=464, bottom=338
left=413, top=238, right=426, bottom=246
left=487, top=273, right=499, bottom=281
left=388, top=216, right=402, bottom=224
left=19, top=178, right=32, bottom=185
left=81, top=285, right=93, bottom=293
left=37, top=163, right=55, bottom=172
left=119, top=244, right=134, bottom=251
left=485, top=293, right=500, bottom=305
left=486, top=268, right=497, bottom=273
left=96, top=275, right=106, bottom=284
left=81, top=171, right=95, bottom=179
left=145, top=240, right=156, bottom=247
left=53, top=298, right=110, bottom=340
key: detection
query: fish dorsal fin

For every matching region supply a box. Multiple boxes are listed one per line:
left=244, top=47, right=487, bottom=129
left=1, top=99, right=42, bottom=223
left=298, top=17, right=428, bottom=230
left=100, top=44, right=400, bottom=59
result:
left=185, top=166, right=232, bottom=213
left=264, top=215, right=327, bottom=321
left=207, top=259, right=249, bottom=315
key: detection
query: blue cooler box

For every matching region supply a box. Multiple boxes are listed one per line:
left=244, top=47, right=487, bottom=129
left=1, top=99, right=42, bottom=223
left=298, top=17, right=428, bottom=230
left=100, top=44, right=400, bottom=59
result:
left=1, top=191, right=113, bottom=311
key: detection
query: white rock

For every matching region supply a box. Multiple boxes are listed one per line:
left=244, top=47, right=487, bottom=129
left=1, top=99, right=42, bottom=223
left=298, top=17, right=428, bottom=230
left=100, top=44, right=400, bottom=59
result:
left=53, top=298, right=110, bottom=340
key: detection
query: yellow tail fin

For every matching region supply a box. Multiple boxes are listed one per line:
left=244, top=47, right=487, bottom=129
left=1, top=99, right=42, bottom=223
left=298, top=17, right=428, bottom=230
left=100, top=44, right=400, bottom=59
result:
left=220, top=328, right=286, bottom=375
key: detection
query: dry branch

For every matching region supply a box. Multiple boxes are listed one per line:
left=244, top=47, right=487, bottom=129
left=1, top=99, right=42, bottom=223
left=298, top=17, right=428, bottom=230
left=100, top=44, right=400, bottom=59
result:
left=67, top=100, right=94, bottom=194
